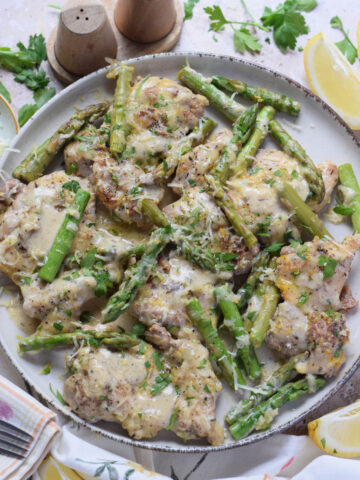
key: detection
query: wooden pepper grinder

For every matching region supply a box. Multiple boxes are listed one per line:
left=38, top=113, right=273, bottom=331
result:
left=54, top=0, right=117, bottom=76
left=114, top=0, right=176, bottom=43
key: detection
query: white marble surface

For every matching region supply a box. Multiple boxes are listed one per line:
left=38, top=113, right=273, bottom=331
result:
left=1, top=0, right=360, bottom=431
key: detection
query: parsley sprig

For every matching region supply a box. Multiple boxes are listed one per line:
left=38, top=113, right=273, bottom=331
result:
left=330, top=16, right=358, bottom=65
left=202, top=0, right=317, bottom=54
left=0, top=34, right=55, bottom=126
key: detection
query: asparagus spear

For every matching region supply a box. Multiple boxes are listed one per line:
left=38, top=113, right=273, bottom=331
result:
left=38, top=188, right=90, bottom=283
left=106, top=62, right=134, bottom=154
left=281, top=182, right=332, bottom=239
left=237, top=251, right=270, bottom=311
left=19, top=330, right=139, bottom=353
left=211, top=76, right=301, bottom=116
left=177, top=66, right=246, bottom=122
left=249, top=258, right=280, bottom=349
left=151, top=117, right=217, bottom=182
left=13, top=102, right=109, bottom=182
left=337, top=163, right=360, bottom=233
left=229, top=376, right=326, bottom=440
left=102, top=226, right=172, bottom=323
left=140, top=199, right=237, bottom=272
left=216, top=195, right=258, bottom=248
left=232, top=106, right=275, bottom=175
left=226, top=355, right=303, bottom=424
left=212, top=105, right=259, bottom=186
left=214, top=285, right=261, bottom=381
left=187, top=298, right=245, bottom=390
left=269, top=120, right=325, bottom=205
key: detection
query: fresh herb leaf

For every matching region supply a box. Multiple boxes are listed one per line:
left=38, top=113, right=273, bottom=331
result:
left=18, top=103, right=38, bottom=126
left=53, top=322, right=63, bottom=331
left=151, top=372, right=171, bottom=395
left=14, top=68, right=49, bottom=90
left=49, top=383, right=67, bottom=405
left=93, top=270, right=113, bottom=297
left=61, top=179, right=80, bottom=195
left=184, top=0, right=200, bottom=21
left=333, top=204, right=354, bottom=216
left=0, top=81, right=11, bottom=103
left=296, top=244, right=308, bottom=260
left=330, top=16, right=358, bottom=64
left=261, top=0, right=313, bottom=52
left=318, top=254, right=338, bottom=279
left=40, top=362, right=51, bottom=375
left=17, top=33, right=47, bottom=67
left=166, top=408, right=179, bottom=429
left=152, top=352, right=163, bottom=371
left=233, top=28, right=262, bottom=54
left=297, top=291, right=309, bottom=305
left=265, top=242, right=285, bottom=253
left=188, top=178, right=197, bottom=186
left=18, top=86, right=56, bottom=126
left=81, top=248, right=98, bottom=269
left=204, top=5, right=228, bottom=32
left=0, top=47, right=35, bottom=73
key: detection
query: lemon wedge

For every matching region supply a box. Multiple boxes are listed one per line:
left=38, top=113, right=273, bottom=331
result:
left=304, top=32, right=360, bottom=129
left=37, top=455, right=83, bottom=480
left=308, top=399, right=360, bottom=457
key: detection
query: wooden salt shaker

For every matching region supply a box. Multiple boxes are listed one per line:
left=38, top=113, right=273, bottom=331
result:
left=55, top=0, right=117, bottom=76
left=114, top=0, right=176, bottom=44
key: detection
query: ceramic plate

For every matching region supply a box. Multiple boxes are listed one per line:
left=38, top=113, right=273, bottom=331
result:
left=0, top=94, right=19, bottom=157
left=1, top=53, right=360, bottom=453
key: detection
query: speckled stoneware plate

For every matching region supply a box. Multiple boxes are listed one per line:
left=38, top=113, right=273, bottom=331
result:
left=1, top=53, right=360, bottom=453
left=0, top=94, right=19, bottom=156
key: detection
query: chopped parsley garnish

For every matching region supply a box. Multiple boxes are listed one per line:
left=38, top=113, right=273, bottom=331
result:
left=296, top=244, right=308, bottom=260
left=333, top=204, right=354, bottom=216
left=49, top=383, right=67, bottom=405
left=60, top=180, right=80, bottom=197
left=297, top=292, right=309, bottom=306
left=318, top=254, right=338, bottom=279
left=257, top=215, right=272, bottom=237
left=131, top=322, right=146, bottom=338
left=166, top=408, right=179, bottom=430
left=188, top=179, right=197, bottom=186
left=197, top=358, right=207, bottom=369
left=265, top=242, right=285, bottom=253
left=249, top=167, right=262, bottom=175
left=137, top=340, right=146, bottom=355
left=274, top=169, right=282, bottom=177
left=320, top=437, right=326, bottom=448
left=53, top=322, right=63, bottom=331
left=40, top=362, right=51, bottom=375
left=130, top=185, right=143, bottom=195
left=66, top=162, right=78, bottom=175
left=151, top=373, right=171, bottom=395
left=152, top=352, right=163, bottom=371
left=214, top=251, right=238, bottom=271
left=291, top=170, right=299, bottom=179
left=204, top=385, right=211, bottom=394
left=163, top=159, right=168, bottom=176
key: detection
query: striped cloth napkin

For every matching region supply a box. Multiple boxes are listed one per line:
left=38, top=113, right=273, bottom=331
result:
left=0, top=374, right=60, bottom=480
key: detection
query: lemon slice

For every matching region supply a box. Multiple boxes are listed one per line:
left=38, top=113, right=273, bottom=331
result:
left=304, top=32, right=360, bottom=129
left=308, top=399, right=360, bottom=457
left=37, top=455, right=84, bottom=480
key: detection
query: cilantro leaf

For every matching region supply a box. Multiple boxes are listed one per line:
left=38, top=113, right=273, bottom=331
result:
left=14, top=68, right=49, bottom=90
left=330, top=16, right=358, bottom=64
left=18, top=104, right=38, bottom=127
left=234, top=28, right=262, bottom=54
left=318, top=254, right=338, bottom=279
left=203, top=5, right=228, bottom=32
left=265, top=242, right=285, bottom=253
left=18, top=87, right=56, bottom=126
left=17, top=34, right=47, bottom=67
left=0, top=47, right=35, bottom=73
left=0, top=81, right=11, bottom=103
left=333, top=204, right=354, bottom=216
left=295, top=0, right=317, bottom=12
left=184, top=0, right=200, bottom=21
left=335, top=38, right=357, bottom=64
left=261, top=1, right=310, bottom=52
